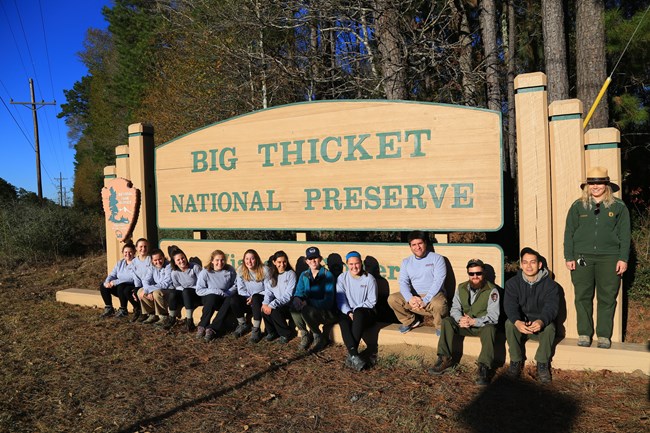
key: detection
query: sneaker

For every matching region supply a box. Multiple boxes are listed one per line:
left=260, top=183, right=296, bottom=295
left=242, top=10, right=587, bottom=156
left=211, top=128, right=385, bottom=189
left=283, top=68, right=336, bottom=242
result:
left=233, top=323, right=251, bottom=338
left=204, top=327, right=217, bottom=342
left=299, top=332, right=313, bottom=350
left=312, top=333, right=329, bottom=352
left=143, top=315, right=159, bottom=325
left=129, top=309, right=142, bottom=323
left=476, top=363, right=490, bottom=386
left=537, top=362, right=552, bottom=384
left=195, top=326, right=206, bottom=339
left=577, top=335, right=592, bottom=347
left=398, top=317, right=422, bottom=334
left=428, top=355, right=454, bottom=376
left=114, top=308, right=128, bottom=319
left=249, top=327, right=262, bottom=343
left=347, top=355, right=367, bottom=372
left=265, top=332, right=279, bottom=342
left=366, top=353, right=378, bottom=368
left=100, top=306, right=115, bottom=318
left=186, top=319, right=196, bottom=333
left=135, top=313, right=149, bottom=323
left=278, top=334, right=294, bottom=344
left=507, top=360, right=522, bottom=378
left=597, top=337, right=611, bottom=349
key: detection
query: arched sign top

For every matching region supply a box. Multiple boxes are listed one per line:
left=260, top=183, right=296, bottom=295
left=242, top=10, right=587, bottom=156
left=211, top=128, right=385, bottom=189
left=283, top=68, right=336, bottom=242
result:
left=155, top=100, right=503, bottom=232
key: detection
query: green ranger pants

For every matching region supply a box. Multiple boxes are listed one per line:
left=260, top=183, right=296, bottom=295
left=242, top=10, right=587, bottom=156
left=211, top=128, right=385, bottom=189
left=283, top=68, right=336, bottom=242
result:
left=505, top=320, right=555, bottom=363
left=437, top=316, right=496, bottom=367
left=570, top=254, right=621, bottom=339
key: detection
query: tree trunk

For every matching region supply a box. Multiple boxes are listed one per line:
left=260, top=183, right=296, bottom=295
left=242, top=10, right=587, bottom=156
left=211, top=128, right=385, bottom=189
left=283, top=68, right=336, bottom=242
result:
left=542, top=0, right=569, bottom=103
left=505, top=0, right=517, bottom=178
left=479, top=0, right=501, bottom=111
left=373, top=0, right=407, bottom=100
left=449, top=0, right=478, bottom=106
left=576, top=0, right=608, bottom=128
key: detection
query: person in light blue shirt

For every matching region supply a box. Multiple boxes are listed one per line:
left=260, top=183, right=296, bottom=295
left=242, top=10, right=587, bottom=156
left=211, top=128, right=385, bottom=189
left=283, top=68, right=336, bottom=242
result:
left=196, top=249, right=237, bottom=341
left=261, top=251, right=297, bottom=344
left=388, top=230, right=448, bottom=334
left=137, top=248, right=172, bottom=324
left=163, top=247, right=202, bottom=332
left=99, top=242, right=140, bottom=318
left=336, top=251, right=378, bottom=371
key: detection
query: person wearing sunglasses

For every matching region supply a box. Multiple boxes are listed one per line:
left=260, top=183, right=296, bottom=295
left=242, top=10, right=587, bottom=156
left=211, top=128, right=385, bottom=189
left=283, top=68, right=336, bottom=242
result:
left=564, top=166, right=631, bottom=349
left=429, top=259, right=500, bottom=385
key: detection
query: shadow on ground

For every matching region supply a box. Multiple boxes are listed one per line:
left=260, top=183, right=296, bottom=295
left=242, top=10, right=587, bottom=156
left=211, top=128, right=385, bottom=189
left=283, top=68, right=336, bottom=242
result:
left=459, top=375, right=579, bottom=433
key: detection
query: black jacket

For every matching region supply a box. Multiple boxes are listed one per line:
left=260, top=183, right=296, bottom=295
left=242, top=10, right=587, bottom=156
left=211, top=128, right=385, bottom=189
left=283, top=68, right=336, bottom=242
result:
left=504, top=269, right=559, bottom=326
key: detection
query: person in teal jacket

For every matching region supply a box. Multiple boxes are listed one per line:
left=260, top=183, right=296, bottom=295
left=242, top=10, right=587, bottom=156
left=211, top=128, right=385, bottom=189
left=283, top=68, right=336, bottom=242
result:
left=291, top=246, right=337, bottom=352
left=564, top=167, right=631, bottom=349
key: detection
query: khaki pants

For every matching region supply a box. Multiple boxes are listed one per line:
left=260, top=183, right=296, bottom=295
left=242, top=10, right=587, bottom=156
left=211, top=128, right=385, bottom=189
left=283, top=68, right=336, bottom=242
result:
left=388, top=291, right=448, bottom=329
left=137, top=288, right=169, bottom=316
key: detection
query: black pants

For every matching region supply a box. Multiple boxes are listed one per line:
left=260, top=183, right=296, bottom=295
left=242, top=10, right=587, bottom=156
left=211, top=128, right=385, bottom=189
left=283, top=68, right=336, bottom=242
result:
left=99, top=282, right=138, bottom=310
left=198, top=294, right=227, bottom=328
left=263, top=304, right=294, bottom=338
left=208, top=295, right=237, bottom=332
left=300, top=305, right=339, bottom=335
left=167, top=289, right=183, bottom=314
left=230, top=294, right=264, bottom=321
left=338, top=308, right=377, bottom=354
left=181, top=287, right=202, bottom=310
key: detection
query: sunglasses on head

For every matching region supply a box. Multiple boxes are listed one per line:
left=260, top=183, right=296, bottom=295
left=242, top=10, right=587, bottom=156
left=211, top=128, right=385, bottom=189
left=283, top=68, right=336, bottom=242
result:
left=468, top=271, right=483, bottom=276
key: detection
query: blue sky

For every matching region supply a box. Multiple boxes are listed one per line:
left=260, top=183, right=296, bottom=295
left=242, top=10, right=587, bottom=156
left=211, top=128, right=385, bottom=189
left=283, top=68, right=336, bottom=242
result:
left=0, top=0, right=111, bottom=203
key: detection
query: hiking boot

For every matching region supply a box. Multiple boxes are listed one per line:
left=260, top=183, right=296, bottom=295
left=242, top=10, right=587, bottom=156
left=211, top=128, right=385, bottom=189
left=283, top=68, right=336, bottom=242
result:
left=233, top=323, right=251, bottom=338
left=278, top=335, right=292, bottom=344
left=129, top=309, right=142, bottom=323
left=537, top=362, right=552, bottom=384
left=299, top=332, right=313, bottom=350
left=249, top=327, right=262, bottom=343
left=476, top=363, right=490, bottom=386
left=135, top=313, right=149, bottom=323
left=428, top=355, right=454, bottom=376
left=265, top=332, right=279, bottom=342
left=195, top=326, right=206, bottom=339
left=114, top=308, right=128, bottom=319
left=100, top=306, right=115, bottom=318
left=143, top=315, right=159, bottom=325
left=577, top=335, right=592, bottom=347
left=312, top=333, right=329, bottom=352
left=161, top=316, right=177, bottom=330
left=347, top=355, right=367, bottom=372
left=204, top=327, right=217, bottom=342
left=507, top=360, right=522, bottom=378
left=186, top=319, right=196, bottom=333
left=597, top=337, right=611, bottom=349
left=398, top=316, right=423, bottom=334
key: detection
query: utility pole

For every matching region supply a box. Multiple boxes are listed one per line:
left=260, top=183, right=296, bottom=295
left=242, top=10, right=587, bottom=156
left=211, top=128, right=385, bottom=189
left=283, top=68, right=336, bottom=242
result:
left=55, top=172, right=67, bottom=206
left=11, top=78, right=56, bottom=200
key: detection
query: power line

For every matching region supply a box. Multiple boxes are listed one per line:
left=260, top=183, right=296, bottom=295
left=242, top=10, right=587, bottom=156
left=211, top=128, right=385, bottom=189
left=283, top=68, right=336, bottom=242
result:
left=0, top=94, right=35, bottom=151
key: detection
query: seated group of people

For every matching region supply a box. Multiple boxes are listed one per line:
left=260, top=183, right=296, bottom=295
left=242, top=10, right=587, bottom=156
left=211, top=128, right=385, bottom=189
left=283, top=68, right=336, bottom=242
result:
left=100, top=239, right=379, bottom=371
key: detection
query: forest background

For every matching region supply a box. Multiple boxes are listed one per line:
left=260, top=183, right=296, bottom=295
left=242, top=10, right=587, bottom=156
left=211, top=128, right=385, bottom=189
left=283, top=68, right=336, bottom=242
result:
left=0, top=0, right=649, bottom=304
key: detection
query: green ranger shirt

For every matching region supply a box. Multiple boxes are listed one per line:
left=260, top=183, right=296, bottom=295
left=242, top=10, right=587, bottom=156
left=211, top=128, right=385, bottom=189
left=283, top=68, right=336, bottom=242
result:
left=564, top=197, right=631, bottom=262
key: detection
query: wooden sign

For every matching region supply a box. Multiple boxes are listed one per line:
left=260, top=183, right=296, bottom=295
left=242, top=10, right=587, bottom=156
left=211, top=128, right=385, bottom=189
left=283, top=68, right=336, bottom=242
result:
left=155, top=101, right=502, bottom=231
left=101, top=177, right=140, bottom=241
left=159, top=240, right=505, bottom=290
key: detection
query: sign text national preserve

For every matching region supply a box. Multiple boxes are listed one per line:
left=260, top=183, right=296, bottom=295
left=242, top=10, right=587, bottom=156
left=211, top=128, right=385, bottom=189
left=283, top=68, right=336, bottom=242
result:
left=155, top=101, right=503, bottom=231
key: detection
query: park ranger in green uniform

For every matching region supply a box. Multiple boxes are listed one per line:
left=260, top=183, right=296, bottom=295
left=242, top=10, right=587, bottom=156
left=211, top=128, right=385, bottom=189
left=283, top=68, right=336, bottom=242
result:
left=429, top=258, right=500, bottom=385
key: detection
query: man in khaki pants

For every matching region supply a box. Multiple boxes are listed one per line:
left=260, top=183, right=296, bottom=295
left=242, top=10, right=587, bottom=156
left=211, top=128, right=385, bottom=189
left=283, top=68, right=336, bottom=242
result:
left=388, top=231, right=448, bottom=334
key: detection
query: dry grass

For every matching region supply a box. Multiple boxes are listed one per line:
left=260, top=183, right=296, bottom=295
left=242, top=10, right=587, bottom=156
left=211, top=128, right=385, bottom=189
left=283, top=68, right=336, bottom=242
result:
left=0, top=254, right=647, bottom=433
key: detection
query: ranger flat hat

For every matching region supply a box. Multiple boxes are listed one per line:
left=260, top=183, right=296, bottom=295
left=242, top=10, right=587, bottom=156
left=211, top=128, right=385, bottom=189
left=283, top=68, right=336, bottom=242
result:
left=580, top=166, right=620, bottom=192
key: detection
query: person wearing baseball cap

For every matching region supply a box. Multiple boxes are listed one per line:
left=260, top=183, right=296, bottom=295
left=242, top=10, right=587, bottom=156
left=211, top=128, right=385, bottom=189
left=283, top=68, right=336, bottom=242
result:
left=429, top=258, right=500, bottom=385
left=291, top=246, right=338, bottom=352
left=564, top=166, right=631, bottom=349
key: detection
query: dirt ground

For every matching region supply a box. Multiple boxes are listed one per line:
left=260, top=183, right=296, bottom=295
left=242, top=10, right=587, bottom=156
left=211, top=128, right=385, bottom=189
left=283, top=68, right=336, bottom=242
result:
left=0, top=253, right=648, bottom=433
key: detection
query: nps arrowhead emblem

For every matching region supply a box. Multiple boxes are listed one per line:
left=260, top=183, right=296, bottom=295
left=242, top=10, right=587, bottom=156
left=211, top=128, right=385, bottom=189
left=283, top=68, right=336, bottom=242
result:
left=101, top=178, right=141, bottom=241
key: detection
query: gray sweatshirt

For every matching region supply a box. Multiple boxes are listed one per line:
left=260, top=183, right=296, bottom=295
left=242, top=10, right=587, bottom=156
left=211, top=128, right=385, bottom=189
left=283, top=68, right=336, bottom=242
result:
left=236, top=266, right=270, bottom=297
left=336, top=272, right=378, bottom=315
left=171, top=262, right=202, bottom=291
left=196, top=265, right=237, bottom=297
left=104, top=259, right=140, bottom=287
left=142, top=263, right=172, bottom=294
left=263, top=270, right=296, bottom=309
